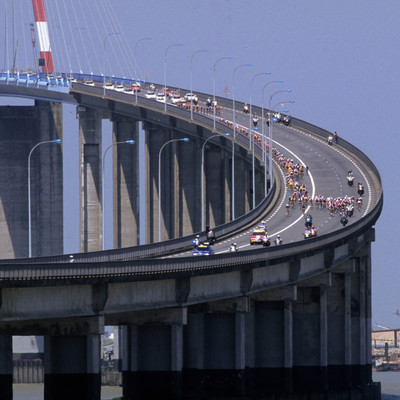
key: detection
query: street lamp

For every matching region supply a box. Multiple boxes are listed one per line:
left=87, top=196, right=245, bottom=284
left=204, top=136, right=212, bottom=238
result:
left=261, top=80, right=283, bottom=196
left=103, top=32, right=120, bottom=97
left=134, top=37, right=152, bottom=103
left=213, top=56, right=233, bottom=129
left=102, top=139, right=135, bottom=250
left=28, top=139, right=62, bottom=257
left=164, top=43, right=183, bottom=111
left=268, top=89, right=292, bottom=191
left=190, top=49, right=208, bottom=120
left=249, top=72, right=271, bottom=209
left=201, top=133, right=231, bottom=231
left=158, top=138, right=189, bottom=241
left=232, top=63, right=252, bottom=220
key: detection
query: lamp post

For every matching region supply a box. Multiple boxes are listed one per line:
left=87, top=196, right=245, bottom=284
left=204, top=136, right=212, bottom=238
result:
left=134, top=37, right=152, bottom=103
left=68, top=26, right=85, bottom=74
left=261, top=80, right=283, bottom=196
left=164, top=43, right=183, bottom=112
left=201, top=133, right=231, bottom=231
left=190, top=49, right=208, bottom=120
left=213, top=56, right=233, bottom=129
left=249, top=72, right=271, bottom=209
left=232, top=63, right=252, bottom=220
left=28, top=139, right=62, bottom=257
left=158, top=138, right=189, bottom=242
left=103, top=32, right=120, bottom=97
left=102, top=139, right=135, bottom=250
left=268, top=89, right=292, bottom=191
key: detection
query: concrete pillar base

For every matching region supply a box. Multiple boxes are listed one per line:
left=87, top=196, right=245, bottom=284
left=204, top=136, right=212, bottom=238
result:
left=122, top=371, right=182, bottom=400
left=0, top=375, right=12, bottom=400
left=44, top=373, right=100, bottom=400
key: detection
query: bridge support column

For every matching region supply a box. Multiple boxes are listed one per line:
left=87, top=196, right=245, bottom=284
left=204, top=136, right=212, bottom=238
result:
left=0, top=101, right=63, bottom=258
left=77, top=106, right=102, bottom=252
left=112, top=116, right=139, bottom=247
left=121, top=308, right=186, bottom=400
left=205, top=145, right=231, bottom=228
left=43, top=317, right=103, bottom=400
left=0, top=335, right=12, bottom=400
left=234, top=152, right=251, bottom=217
left=144, top=123, right=200, bottom=242
left=184, top=298, right=249, bottom=398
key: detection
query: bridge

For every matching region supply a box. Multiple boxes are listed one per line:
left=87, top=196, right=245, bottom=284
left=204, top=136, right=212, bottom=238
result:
left=0, top=2, right=383, bottom=400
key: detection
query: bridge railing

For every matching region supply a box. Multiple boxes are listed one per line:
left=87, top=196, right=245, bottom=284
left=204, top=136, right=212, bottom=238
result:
left=0, top=189, right=382, bottom=284
left=0, top=75, right=382, bottom=270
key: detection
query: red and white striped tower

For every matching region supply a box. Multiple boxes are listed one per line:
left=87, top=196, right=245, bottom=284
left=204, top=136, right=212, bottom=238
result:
left=31, top=0, right=54, bottom=73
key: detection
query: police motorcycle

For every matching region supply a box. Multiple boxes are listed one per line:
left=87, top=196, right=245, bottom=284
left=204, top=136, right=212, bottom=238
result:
left=192, top=235, right=202, bottom=248
left=328, top=135, right=333, bottom=145
left=305, top=214, right=313, bottom=229
left=274, top=235, right=283, bottom=245
left=340, top=215, right=348, bottom=226
left=347, top=172, right=354, bottom=187
left=357, top=183, right=364, bottom=197
left=229, top=243, right=238, bottom=252
left=262, top=235, right=271, bottom=247
left=206, top=229, right=217, bottom=245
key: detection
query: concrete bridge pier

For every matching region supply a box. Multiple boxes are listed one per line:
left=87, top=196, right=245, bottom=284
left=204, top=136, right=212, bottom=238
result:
left=112, top=116, right=139, bottom=248
left=43, top=316, right=104, bottom=400
left=204, top=143, right=231, bottom=231
left=0, top=335, right=12, bottom=400
left=144, top=124, right=201, bottom=242
left=120, top=308, right=187, bottom=400
left=77, top=106, right=103, bottom=252
left=0, top=100, right=62, bottom=258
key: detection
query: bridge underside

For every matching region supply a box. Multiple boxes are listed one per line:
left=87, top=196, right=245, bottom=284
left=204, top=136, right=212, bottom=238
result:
left=0, top=234, right=380, bottom=400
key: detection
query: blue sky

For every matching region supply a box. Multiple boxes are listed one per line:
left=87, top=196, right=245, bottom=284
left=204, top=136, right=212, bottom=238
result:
left=1, top=0, right=398, bottom=328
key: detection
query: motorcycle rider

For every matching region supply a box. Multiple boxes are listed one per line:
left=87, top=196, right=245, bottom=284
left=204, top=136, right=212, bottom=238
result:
left=305, top=214, right=313, bottom=228
left=207, top=229, right=216, bottom=244
left=252, top=115, right=259, bottom=127
left=192, top=235, right=201, bottom=248
left=229, top=243, right=238, bottom=252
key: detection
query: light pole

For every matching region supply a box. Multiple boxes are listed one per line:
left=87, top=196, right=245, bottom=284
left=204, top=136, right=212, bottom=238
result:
left=158, top=138, right=189, bottom=242
left=103, top=32, right=120, bottom=97
left=249, top=72, right=271, bottom=209
left=201, top=133, right=231, bottom=231
left=232, top=63, right=252, bottom=220
left=28, top=139, right=62, bottom=257
left=164, top=43, right=183, bottom=112
left=268, top=89, right=292, bottom=191
left=261, top=80, right=283, bottom=196
left=134, top=37, right=152, bottom=103
left=213, top=56, right=233, bottom=129
left=190, top=49, right=208, bottom=120
left=102, top=139, right=135, bottom=250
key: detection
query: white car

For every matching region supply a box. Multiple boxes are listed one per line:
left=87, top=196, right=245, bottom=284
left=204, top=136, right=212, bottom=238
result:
left=156, top=93, right=166, bottom=102
left=123, top=86, right=133, bottom=94
left=145, top=91, right=157, bottom=99
left=114, top=84, right=124, bottom=92
left=185, top=92, right=196, bottom=100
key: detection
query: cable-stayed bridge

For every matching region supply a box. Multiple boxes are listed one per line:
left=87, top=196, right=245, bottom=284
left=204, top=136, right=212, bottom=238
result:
left=0, top=1, right=383, bottom=399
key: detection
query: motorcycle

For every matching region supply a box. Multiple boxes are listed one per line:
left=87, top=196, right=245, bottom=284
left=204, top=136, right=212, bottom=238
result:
left=262, top=237, right=271, bottom=247
left=340, top=216, right=348, bottom=226
left=357, top=183, right=364, bottom=197
left=229, top=244, right=238, bottom=252
left=305, top=215, right=313, bottom=228
left=328, top=135, right=333, bottom=145
left=274, top=237, right=283, bottom=245
left=347, top=175, right=354, bottom=187
left=207, top=231, right=217, bottom=245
